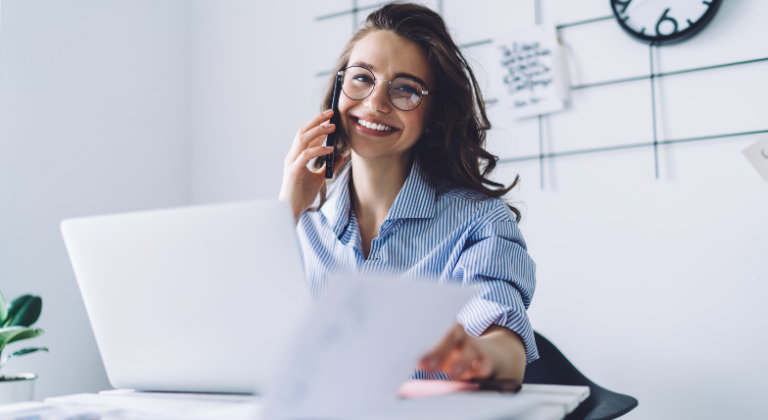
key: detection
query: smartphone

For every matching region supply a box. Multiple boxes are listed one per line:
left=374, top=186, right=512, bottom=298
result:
left=325, top=72, right=343, bottom=179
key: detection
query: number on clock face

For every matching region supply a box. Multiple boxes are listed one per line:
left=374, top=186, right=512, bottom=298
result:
left=611, top=0, right=721, bottom=45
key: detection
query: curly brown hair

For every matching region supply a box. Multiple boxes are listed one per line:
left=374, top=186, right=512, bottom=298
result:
left=313, top=2, right=521, bottom=222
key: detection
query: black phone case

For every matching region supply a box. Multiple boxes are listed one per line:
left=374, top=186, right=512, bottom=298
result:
left=325, top=72, right=343, bottom=179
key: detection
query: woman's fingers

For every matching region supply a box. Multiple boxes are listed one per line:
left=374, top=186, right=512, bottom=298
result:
left=418, top=323, right=495, bottom=380
left=287, top=123, right=335, bottom=163
left=299, top=109, right=333, bottom=135
left=446, top=341, right=478, bottom=379
left=300, top=123, right=335, bottom=150
left=292, top=145, right=334, bottom=170
left=419, top=324, right=466, bottom=371
left=450, top=342, right=492, bottom=380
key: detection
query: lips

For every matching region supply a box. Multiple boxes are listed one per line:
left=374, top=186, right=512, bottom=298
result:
left=351, top=116, right=398, bottom=134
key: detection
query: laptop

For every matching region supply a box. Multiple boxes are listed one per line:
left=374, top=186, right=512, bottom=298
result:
left=61, top=200, right=313, bottom=394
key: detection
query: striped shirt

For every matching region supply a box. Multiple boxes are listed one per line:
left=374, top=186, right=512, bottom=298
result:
left=296, top=158, right=538, bottom=378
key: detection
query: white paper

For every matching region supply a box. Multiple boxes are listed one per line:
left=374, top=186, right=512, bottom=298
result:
left=488, top=25, right=569, bottom=119
left=264, top=275, right=476, bottom=420
left=743, top=135, right=768, bottom=181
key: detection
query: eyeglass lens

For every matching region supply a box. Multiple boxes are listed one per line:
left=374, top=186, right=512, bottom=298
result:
left=342, top=66, right=424, bottom=111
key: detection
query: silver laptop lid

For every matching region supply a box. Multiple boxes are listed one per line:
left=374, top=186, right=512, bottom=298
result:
left=61, top=200, right=311, bottom=394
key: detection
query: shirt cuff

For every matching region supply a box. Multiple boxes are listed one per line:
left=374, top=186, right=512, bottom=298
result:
left=457, top=297, right=539, bottom=364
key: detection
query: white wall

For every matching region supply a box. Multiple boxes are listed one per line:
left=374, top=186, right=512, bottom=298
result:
left=190, top=1, right=319, bottom=203
left=0, top=0, right=191, bottom=399
left=189, top=1, right=767, bottom=419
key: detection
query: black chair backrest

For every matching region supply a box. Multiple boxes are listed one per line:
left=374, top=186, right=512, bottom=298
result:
left=523, top=332, right=638, bottom=420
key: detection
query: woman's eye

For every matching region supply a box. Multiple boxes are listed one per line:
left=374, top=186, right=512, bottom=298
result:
left=353, top=75, right=374, bottom=84
left=394, top=84, right=418, bottom=95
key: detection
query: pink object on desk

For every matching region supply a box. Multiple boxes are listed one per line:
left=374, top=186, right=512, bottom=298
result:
left=398, top=380, right=480, bottom=399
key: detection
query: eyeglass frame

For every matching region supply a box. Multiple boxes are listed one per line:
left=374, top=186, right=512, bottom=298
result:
left=337, top=66, right=434, bottom=111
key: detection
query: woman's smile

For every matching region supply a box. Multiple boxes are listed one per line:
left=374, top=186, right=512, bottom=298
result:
left=350, top=115, right=400, bottom=137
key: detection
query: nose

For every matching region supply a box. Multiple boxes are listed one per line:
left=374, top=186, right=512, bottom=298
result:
left=363, top=80, right=391, bottom=114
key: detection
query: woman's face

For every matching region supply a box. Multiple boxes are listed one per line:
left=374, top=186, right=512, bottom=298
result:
left=338, top=30, right=435, bottom=163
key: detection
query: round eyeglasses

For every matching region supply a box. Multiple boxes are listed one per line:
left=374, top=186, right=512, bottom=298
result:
left=339, top=66, right=433, bottom=111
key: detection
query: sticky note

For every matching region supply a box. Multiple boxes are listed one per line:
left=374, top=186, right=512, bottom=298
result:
left=488, top=25, right=569, bottom=119
left=743, top=135, right=768, bottom=181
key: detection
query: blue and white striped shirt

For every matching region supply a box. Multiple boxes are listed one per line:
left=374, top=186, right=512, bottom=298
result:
left=297, top=158, right=538, bottom=377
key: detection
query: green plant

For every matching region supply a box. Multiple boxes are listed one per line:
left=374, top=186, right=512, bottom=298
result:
left=0, top=291, right=47, bottom=373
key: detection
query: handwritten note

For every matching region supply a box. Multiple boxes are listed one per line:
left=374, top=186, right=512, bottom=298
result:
left=489, top=25, right=569, bottom=119
left=743, top=135, right=768, bottom=181
left=264, top=275, right=475, bottom=420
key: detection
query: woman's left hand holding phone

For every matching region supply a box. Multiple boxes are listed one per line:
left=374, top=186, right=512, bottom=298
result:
left=279, top=109, right=344, bottom=221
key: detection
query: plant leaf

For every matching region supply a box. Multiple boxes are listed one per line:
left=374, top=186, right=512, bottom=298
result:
left=7, top=295, right=42, bottom=327
left=0, top=291, right=7, bottom=326
left=4, top=295, right=33, bottom=327
left=0, top=327, right=45, bottom=351
left=0, top=347, right=48, bottom=370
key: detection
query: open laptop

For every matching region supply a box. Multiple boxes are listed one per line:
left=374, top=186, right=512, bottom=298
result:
left=61, top=200, right=312, bottom=394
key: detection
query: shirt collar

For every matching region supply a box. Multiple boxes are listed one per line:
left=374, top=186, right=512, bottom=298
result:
left=319, top=157, right=437, bottom=238
left=384, top=157, right=436, bottom=221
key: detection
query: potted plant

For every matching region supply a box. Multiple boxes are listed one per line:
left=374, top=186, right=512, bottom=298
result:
left=0, top=291, right=47, bottom=404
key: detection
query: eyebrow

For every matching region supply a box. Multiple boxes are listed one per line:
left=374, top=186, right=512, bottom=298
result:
left=349, top=61, right=430, bottom=90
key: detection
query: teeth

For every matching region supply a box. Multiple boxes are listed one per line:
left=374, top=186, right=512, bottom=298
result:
left=357, top=118, right=393, bottom=132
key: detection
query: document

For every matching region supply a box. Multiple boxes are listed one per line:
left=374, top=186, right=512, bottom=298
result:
left=264, top=275, right=477, bottom=420
left=488, top=24, right=570, bottom=119
left=743, top=134, right=768, bottom=181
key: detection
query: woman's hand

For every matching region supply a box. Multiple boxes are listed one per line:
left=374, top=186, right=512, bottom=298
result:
left=279, top=110, right=344, bottom=220
left=418, top=324, right=526, bottom=382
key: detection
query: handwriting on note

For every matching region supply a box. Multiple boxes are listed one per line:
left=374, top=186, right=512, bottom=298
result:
left=743, top=135, right=768, bottom=181
left=489, top=25, right=569, bottom=119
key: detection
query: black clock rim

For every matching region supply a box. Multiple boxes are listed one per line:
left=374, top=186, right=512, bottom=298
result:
left=610, top=0, right=722, bottom=46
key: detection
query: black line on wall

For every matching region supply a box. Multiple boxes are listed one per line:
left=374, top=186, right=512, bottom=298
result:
left=572, top=57, right=768, bottom=90
left=538, top=116, right=545, bottom=190
left=650, top=45, right=660, bottom=179
left=459, top=39, right=493, bottom=49
left=498, top=129, right=768, bottom=164
left=315, top=2, right=382, bottom=21
left=556, top=15, right=613, bottom=29
left=535, top=0, right=544, bottom=190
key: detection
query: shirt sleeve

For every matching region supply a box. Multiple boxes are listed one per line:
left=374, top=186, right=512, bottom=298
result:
left=452, top=218, right=539, bottom=364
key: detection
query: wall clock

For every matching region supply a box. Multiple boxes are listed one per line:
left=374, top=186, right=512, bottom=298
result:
left=611, top=0, right=722, bottom=45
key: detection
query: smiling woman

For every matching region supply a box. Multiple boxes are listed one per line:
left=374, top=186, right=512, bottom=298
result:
left=278, top=3, right=536, bottom=383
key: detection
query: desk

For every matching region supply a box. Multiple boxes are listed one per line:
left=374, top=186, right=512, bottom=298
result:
left=0, top=384, right=588, bottom=420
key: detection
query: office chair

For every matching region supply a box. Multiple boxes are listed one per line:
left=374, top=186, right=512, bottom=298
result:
left=523, top=332, right=638, bottom=420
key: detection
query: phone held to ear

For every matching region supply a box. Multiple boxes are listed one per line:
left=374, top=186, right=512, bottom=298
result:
left=325, top=72, right=343, bottom=179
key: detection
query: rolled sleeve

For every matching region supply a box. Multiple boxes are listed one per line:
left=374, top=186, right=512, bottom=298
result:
left=453, top=220, right=539, bottom=364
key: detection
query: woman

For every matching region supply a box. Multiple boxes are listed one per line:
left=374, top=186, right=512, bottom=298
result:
left=279, top=3, right=536, bottom=382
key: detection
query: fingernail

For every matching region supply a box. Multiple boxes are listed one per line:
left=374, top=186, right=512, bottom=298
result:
left=324, top=123, right=335, bottom=128
left=323, top=109, right=333, bottom=115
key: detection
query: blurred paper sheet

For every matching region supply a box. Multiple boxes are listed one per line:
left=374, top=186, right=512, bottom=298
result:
left=743, top=135, right=768, bottom=181
left=265, top=275, right=476, bottom=420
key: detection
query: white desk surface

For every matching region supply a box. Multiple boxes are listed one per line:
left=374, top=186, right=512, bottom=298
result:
left=0, top=383, right=589, bottom=420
